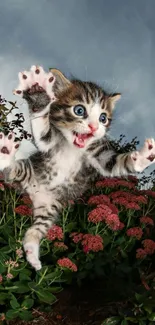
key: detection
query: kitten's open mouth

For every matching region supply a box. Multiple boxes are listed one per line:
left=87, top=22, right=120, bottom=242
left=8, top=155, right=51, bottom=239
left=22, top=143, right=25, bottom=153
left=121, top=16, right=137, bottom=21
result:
left=73, top=131, right=93, bottom=148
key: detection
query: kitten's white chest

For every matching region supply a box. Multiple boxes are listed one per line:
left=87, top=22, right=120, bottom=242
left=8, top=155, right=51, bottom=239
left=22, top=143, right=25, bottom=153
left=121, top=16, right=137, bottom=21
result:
left=51, top=146, right=83, bottom=187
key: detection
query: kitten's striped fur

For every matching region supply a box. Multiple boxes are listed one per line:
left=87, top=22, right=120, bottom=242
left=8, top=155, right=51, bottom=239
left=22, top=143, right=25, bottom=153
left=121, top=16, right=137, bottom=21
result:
left=0, top=65, right=155, bottom=270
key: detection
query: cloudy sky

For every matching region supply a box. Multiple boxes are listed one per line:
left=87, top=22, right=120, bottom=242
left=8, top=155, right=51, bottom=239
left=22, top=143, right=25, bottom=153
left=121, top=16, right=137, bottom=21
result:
left=0, top=0, right=155, bottom=173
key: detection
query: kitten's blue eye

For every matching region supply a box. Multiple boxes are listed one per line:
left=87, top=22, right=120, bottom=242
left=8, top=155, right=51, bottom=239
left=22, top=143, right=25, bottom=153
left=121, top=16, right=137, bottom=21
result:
left=99, top=112, right=107, bottom=124
left=73, top=105, right=85, bottom=116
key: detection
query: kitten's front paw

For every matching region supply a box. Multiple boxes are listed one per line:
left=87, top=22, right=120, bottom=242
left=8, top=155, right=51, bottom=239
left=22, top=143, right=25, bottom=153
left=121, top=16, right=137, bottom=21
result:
left=130, top=138, right=155, bottom=172
left=24, top=242, right=42, bottom=271
left=0, top=133, right=20, bottom=170
left=13, top=66, right=56, bottom=112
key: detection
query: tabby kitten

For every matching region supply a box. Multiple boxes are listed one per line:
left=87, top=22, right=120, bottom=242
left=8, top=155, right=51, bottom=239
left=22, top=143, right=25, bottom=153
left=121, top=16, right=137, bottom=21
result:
left=0, top=65, right=154, bottom=270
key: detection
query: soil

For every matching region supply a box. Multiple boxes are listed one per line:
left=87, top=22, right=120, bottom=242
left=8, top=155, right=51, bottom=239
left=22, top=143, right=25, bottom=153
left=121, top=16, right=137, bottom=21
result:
left=8, top=280, right=128, bottom=325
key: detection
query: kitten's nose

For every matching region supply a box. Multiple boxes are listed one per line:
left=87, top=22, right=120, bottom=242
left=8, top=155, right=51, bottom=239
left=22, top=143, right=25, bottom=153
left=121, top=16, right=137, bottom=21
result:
left=88, top=123, right=98, bottom=132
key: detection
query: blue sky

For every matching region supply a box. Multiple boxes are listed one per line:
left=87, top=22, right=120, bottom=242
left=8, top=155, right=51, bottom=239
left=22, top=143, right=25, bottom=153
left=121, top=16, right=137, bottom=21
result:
left=0, top=0, right=155, bottom=170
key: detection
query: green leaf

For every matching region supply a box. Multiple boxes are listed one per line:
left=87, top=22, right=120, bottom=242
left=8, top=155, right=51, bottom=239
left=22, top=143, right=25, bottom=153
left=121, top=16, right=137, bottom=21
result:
left=101, top=316, right=120, bottom=324
left=10, top=294, right=20, bottom=309
left=148, top=313, right=155, bottom=321
left=49, top=286, right=63, bottom=293
left=36, top=289, right=57, bottom=304
left=43, top=271, right=61, bottom=280
left=21, top=298, right=34, bottom=309
left=11, top=281, right=30, bottom=293
left=144, top=305, right=152, bottom=314
left=19, top=310, right=33, bottom=321
left=6, top=309, right=19, bottom=320
left=0, top=292, right=9, bottom=304
left=28, top=281, right=38, bottom=292
left=65, top=222, right=77, bottom=232
left=121, top=320, right=129, bottom=325
left=19, top=269, right=32, bottom=281
left=135, top=293, right=143, bottom=302
left=0, top=263, right=6, bottom=273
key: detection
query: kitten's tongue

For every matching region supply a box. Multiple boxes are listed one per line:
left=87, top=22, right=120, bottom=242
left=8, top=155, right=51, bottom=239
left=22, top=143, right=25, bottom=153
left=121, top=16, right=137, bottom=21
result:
left=73, top=133, right=90, bottom=148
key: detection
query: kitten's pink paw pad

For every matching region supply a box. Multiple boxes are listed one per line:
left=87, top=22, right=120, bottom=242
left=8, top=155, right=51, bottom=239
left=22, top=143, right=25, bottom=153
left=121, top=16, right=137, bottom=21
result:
left=13, top=65, right=56, bottom=101
left=0, top=133, right=20, bottom=170
left=131, top=138, right=155, bottom=172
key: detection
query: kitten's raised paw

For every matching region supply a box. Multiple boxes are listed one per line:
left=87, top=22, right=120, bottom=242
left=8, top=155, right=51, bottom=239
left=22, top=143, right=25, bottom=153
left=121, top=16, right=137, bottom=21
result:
left=13, top=65, right=56, bottom=102
left=130, top=138, right=155, bottom=172
left=24, top=242, right=42, bottom=271
left=0, top=133, right=20, bottom=170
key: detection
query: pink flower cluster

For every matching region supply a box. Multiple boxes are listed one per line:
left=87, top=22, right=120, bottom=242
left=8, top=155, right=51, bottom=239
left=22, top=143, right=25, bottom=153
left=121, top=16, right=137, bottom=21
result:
left=47, top=225, right=63, bottom=241
left=54, top=241, right=68, bottom=251
left=88, top=204, right=124, bottom=231
left=82, top=234, right=104, bottom=252
left=88, top=194, right=110, bottom=205
left=16, top=248, right=23, bottom=258
left=70, top=232, right=104, bottom=253
left=140, top=216, right=154, bottom=226
left=110, top=190, right=147, bottom=209
left=88, top=204, right=112, bottom=223
left=57, top=257, right=77, bottom=272
left=126, top=227, right=143, bottom=240
left=136, top=239, right=155, bottom=259
left=70, top=232, right=84, bottom=243
left=96, top=178, right=135, bottom=189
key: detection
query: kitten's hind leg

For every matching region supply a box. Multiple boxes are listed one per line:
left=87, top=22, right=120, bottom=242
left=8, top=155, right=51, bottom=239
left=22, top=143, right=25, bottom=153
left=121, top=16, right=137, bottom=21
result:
left=23, top=195, right=62, bottom=271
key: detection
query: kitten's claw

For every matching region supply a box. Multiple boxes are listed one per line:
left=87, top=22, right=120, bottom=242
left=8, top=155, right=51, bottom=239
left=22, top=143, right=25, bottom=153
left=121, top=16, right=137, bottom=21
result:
left=13, top=65, right=56, bottom=101
left=130, top=138, right=155, bottom=172
left=24, top=242, right=42, bottom=271
left=0, top=133, right=20, bottom=170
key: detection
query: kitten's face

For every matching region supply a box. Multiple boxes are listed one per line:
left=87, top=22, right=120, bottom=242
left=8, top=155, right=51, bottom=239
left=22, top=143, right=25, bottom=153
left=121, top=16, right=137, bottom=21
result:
left=50, top=72, right=121, bottom=149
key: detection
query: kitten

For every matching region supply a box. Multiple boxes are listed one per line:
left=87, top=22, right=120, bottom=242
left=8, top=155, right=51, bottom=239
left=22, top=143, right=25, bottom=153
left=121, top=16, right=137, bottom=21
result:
left=0, top=65, right=155, bottom=271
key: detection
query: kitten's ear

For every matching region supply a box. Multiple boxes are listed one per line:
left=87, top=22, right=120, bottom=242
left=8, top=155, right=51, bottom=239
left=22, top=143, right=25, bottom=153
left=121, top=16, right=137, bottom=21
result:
left=50, top=68, right=71, bottom=95
left=109, top=93, right=121, bottom=109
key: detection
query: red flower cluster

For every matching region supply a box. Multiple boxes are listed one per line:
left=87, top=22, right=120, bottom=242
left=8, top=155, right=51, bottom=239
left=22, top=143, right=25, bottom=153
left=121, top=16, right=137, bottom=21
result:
left=0, top=275, right=2, bottom=283
left=113, top=197, right=140, bottom=210
left=82, top=234, right=103, bottom=252
left=88, top=203, right=123, bottom=231
left=54, top=242, right=68, bottom=250
left=140, top=216, right=154, bottom=226
left=127, top=175, right=138, bottom=184
left=21, top=195, right=32, bottom=205
left=47, top=225, right=63, bottom=241
left=105, top=214, right=121, bottom=231
left=70, top=232, right=84, bottom=243
left=110, top=190, right=147, bottom=205
left=126, top=227, right=143, bottom=240
left=88, top=205, right=112, bottom=223
left=136, top=239, right=155, bottom=259
left=14, top=205, right=32, bottom=216
left=136, top=248, right=147, bottom=259
left=141, top=190, right=155, bottom=198
left=57, top=257, right=77, bottom=272
left=88, top=194, right=110, bottom=205
left=142, top=239, right=155, bottom=255
left=107, top=203, right=119, bottom=214
left=96, top=178, right=135, bottom=189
